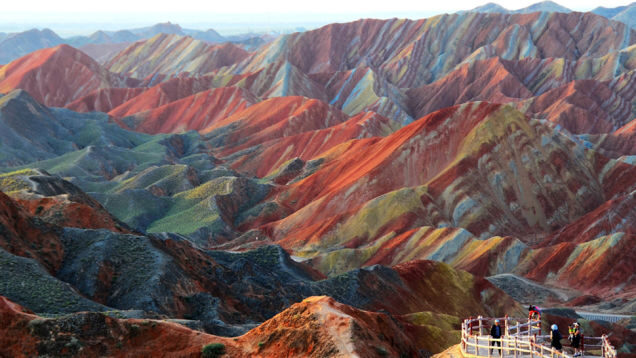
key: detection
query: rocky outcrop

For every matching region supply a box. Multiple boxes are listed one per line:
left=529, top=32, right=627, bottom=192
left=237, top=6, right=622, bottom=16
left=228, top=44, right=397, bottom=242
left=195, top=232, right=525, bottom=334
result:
left=65, top=87, right=145, bottom=113
left=127, top=87, right=258, bottom=134
left=105, top=34, right=249, bottom=79
left=0, top=189, right=64, bottom=273
left=0, top=295, right=423, bottom=358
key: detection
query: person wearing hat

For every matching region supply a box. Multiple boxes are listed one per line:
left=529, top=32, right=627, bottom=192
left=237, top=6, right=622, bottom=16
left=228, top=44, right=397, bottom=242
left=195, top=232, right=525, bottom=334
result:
left=571, top=322, right=582, bottom=356
left=490, top=319, right=503, bottom=356
left=551, top=324, right=563, bottom=352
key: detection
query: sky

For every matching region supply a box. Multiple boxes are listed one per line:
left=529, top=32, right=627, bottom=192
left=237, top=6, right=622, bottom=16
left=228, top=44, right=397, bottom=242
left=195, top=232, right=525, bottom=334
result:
left=0, top=0, right=632, bottom=36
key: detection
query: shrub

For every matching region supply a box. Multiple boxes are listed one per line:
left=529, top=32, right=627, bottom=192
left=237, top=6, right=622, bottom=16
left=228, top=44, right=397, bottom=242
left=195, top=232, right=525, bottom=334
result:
left=375, top=346, right=388, bottom=356
left=129, top=324, right=140, bottom=337
left=202, top=343, right=226, bottom=358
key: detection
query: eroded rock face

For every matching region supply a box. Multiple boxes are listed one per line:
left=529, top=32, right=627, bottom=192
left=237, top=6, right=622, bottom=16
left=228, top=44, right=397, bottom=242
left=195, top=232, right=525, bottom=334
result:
left=0, top=295, right=219, bottom=358
left=0, top=185, right=521, bottom=344
left=0, top=295, right=423, bottom=358
left=0, top=190, right=64, bottom=273
left=103, top=76, right=221, bottom=118
left=65, top=87, right=145, bottom=113
left=0, top=192, right=525, bottom=353
left=233, top=13, right=634, bottom=84
left=105, top=34, right=249, bottom=79
left=254, top=104, right=610, bottom=263
left=2, top=10, right=636, bottom=356
left=3, top=89, right=635, bottom=322
left=11, top=173, right=133, bottom=234
left=120, top=87, right=258, bottom=135
left=233, top=296, right=422, bottom=357
left=0, top=248, right=108, bottom=314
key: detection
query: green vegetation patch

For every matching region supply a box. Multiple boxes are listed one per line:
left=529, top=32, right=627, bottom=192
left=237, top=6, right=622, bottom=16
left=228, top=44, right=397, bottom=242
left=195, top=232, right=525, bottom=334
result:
left=0, top=248, right=106, bottom=314
left=202, top=343, right=226, bottom=358
left=0, top=168, right=38, bottom=193
left=146, top=177, right=236, bottom=234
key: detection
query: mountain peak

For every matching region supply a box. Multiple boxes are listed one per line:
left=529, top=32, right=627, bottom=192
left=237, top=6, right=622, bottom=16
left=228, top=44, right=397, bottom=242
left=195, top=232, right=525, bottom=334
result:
left=0, top=43, right=119, bottom=107
left=149, top=22, right=183, bottom=32
left=35, top=43, right=101, bottom=67
left=468, top=1, right=570, bottom=14
left=470, top=2, right=509, bottom=13
left=522, top=0, right=571, bottom=13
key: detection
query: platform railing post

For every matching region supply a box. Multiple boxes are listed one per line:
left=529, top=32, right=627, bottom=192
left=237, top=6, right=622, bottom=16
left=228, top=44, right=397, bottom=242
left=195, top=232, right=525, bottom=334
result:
left=462, top=321, right=467, bottom=352
left=505, top=314, right=509, bottom=336
left=530, top=344, right=534, bottom=358
left=581, top=335, right=585, bottom=356
left=530, top=335, right=535, bottom=358
left=461, top=321, right=464, bottom=352
left=601, top=334, right=605, bottom=357
left=528, top=317, right=532, bottom=337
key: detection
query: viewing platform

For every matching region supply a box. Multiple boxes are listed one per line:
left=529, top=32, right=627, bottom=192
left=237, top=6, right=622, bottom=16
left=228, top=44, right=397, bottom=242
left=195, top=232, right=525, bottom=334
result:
left=459, top=316, right=618, bottom=358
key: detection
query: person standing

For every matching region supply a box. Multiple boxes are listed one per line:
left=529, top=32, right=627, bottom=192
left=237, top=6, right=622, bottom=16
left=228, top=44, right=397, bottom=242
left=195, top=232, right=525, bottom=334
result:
left=490, top=319, right=503, bottom=356
left=551, top=324, right=563, bottom=352
left=571, top=322, right=582, bottom=357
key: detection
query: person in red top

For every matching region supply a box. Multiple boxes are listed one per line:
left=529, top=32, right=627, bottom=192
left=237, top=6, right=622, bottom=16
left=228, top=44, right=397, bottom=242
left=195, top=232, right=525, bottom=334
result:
left=528, top=305, right=541, bottom=320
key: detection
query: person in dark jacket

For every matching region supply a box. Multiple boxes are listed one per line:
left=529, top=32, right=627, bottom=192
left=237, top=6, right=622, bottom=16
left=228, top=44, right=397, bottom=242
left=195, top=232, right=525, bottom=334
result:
left=490, top=319, right=503, bottom=356
left=571, top=322, right=582, bottom=357
left=551, top=324, right=563, bottom=351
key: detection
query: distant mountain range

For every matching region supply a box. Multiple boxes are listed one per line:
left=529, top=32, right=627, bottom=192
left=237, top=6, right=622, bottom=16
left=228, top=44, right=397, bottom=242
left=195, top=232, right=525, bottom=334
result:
left=592, top=2, right=636, bottom=28
left=467, top=1, right=636, bottom=29
left=0, top=29, right=65, bottom=64
left=467, top=1, right=571, bottom=14
left=65, top=22, right=226, bottom=47
left=0, top=22, right=278, bottom=64
left=2, top=3, right=636, bottom=65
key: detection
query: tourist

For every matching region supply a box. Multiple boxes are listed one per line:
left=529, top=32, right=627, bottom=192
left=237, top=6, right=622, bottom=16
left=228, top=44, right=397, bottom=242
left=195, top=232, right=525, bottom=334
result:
left=490, top=319, right=503, bottom=356
left=551, top=324, right=563, bottom=352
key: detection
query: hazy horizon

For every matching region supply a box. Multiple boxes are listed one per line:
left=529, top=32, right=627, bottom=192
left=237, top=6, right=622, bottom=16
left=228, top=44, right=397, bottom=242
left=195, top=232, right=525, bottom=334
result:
left=0, top=0, right=632, bottom=37
left=0, top=12, right=442, bottom=37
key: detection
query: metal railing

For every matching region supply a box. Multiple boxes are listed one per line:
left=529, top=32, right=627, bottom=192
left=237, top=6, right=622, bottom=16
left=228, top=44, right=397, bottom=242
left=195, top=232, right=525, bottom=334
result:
left=460, top=316, right=618, bottom=358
